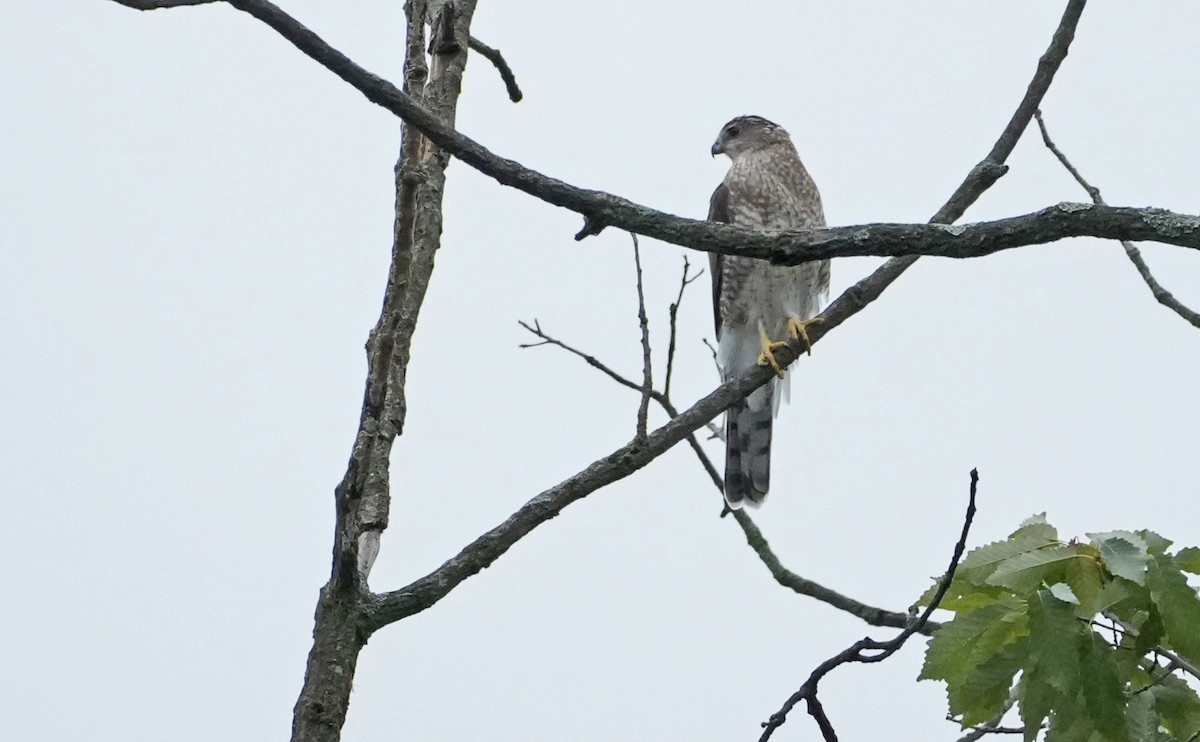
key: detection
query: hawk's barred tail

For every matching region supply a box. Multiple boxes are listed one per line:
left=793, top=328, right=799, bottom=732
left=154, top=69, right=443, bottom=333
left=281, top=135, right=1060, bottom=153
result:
left=723, top=396, right=773, bottom=509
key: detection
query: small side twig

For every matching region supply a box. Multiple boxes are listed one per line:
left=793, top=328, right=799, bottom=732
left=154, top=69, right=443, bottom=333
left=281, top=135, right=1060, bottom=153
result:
left=632, top=235, right=653, bottom=442
left=757, top=469, right=980, bottom=742
left=467, top=35, right=523, bottom=102
left=1106, top=612, right=1200, bottom=684
left=1034, top=110, right=1200, bottom=328
left=664, top=257, right=702, bottom=399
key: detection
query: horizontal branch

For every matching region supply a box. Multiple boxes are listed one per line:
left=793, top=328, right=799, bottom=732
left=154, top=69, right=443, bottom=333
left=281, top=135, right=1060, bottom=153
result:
left=112, top=0, right=1194, bottom=268
left=110, top=0, right=217, bottom=8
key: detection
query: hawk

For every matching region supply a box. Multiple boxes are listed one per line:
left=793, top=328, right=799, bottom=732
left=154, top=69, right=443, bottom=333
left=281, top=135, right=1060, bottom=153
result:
left=708, top=115, right=829, bottom=509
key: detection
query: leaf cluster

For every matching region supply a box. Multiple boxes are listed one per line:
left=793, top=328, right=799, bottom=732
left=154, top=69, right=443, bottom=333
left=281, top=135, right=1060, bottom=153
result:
left=920, top=515, right=1200, bottom=741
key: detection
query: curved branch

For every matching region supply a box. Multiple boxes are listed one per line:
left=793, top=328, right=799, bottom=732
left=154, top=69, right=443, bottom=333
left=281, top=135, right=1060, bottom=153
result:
left=758, top=470, right=981, bottom=742
left=468, top=35, right=522, bottom=102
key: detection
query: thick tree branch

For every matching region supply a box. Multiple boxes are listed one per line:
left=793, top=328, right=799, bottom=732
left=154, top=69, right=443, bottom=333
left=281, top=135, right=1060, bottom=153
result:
left=110, top=0, right=217, bottom=8
left=758, top=470, right=980, bottom=742
left=1034, top=111, right=1200, bottom=328
left=290, top=2, right=478, bottom=741
left=108, top=0, right=1196, bottom=276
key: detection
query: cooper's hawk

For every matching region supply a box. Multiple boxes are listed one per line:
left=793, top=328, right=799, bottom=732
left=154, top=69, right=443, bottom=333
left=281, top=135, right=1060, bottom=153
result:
left=708, top=115, right=829, bottom=509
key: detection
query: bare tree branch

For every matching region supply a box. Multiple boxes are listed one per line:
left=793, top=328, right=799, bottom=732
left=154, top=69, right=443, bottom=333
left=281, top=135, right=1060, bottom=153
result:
left=110, top=0, right=217, bottom=8
left=290, top=2, right=479, bottom=741
left=664, top=257, right=701, bottom=400
left=515, top=317, right=934, bottom=634
left=468, top=35, right=522, bottom=102
left=731, top=509, right=940, bottom=632
left=1106, top=613, right=1200, bottom=684
left=1034, top=111, right=1200, bottom=328
left=757, top=469, right=980, bottom=742
left=108, top=0, right=1200, bottom=276
left=632, top=235, right=653, bottom=442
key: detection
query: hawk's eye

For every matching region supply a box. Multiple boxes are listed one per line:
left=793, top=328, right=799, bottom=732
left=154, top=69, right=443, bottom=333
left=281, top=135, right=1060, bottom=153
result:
left=727, top=125, right=741, bottom=138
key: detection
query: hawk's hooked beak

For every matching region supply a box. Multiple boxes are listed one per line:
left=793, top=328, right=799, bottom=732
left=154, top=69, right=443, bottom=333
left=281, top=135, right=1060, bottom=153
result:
left=710, top=140, right=723, bottom=157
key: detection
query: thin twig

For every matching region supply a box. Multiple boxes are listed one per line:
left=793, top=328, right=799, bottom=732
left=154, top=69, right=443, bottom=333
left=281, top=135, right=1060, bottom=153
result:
left=664, top=257, right=701, bottom=399
left=1107, top=612, right=1200, bottom=684
left=757, top=469, right=980, bottom=742
left=632, top=235, right=653, bottom=442
left=519, top=319, right=643, bottom=394
left=958, top=726, right=1026, bottom=739
left=468, top=35, right=522, bottom=102
left=1034, top=110, right=1200, bottom=328
left=1132, top=658, right=1180, bottom=696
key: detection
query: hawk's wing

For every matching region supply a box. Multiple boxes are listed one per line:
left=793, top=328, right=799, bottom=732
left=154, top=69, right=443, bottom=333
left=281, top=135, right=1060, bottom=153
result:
left=707, top=182, right=730, bottom=336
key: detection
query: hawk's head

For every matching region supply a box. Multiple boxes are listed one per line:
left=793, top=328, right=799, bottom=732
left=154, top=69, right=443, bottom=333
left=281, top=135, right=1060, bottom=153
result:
left=710, top=115, right=791, bottom=159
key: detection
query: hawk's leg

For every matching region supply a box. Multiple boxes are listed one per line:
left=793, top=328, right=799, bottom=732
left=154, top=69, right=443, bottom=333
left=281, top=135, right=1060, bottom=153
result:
left=786, top=315, right=823, bottom=355
left=756, top=316, right=824, bottom=378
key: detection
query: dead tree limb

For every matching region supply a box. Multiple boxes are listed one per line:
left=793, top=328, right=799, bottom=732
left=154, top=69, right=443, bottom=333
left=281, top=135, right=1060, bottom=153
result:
left=1034, top=110, right=1200, bottom=328
left=108, top=0, right=1200, bottom=274
left=289, top=2, right=479, bottom=741
left=757, top=470, right=980, bottom=742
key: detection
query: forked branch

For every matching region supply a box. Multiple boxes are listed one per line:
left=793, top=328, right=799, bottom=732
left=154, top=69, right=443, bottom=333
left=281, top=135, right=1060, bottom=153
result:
left=1034, top=111, right=1200, bottom=328
left=757, top=470, right=980, bottom=742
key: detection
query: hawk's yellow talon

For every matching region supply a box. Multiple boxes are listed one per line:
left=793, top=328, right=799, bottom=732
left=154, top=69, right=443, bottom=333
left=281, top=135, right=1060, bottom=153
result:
left=756, top=316, right=822, bottom=377
left=787, top=316, right=823, bottom=355
left=757, top=325, right=788, bottom=379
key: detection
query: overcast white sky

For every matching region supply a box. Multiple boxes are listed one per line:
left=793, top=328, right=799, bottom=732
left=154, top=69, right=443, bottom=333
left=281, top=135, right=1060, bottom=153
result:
left=3, top=1, right=1199, bottom=740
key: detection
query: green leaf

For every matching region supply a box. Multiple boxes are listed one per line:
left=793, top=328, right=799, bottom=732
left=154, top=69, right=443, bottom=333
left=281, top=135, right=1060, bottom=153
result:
left=1026, top=589, right=1086, bottom=694
left=1013, top=513, right=1059, bottom=542
left=1137, top=530, right=1173, bottom=556
left=1096, top=536, right=1150, bottom=586
left=921, top=598, right=1026, bottom=683
left=1125, top=691, right=1157, bottom=742
left=1064, top=550, right=1105, bottom=617
left=989, top=545, right=1077, bottom=595
left=1150, top=674, right=1200, bottom=739
left=951, top=640, right=1027, bottom=727
left=1078, top=632, right=1128, bottom=742
left=1091, top=531, right=1150, bottom=553
left=1093, top=577, right=1144, bottom=616
left=960, top=531, right=1062, bottom=581
left=1045, top=690, right=1093, bottom=742
left=1175, top=547, right=1200, bottom=574
left=917, top=575, right=1010, bottom=612
left=1019, top=667, right=1060, bottom=742
left=1147, top=556, right=1200, bottom=666
left=1050, top=582, right=1081, bottom=604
